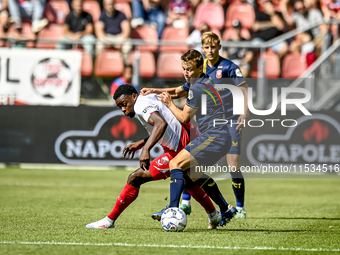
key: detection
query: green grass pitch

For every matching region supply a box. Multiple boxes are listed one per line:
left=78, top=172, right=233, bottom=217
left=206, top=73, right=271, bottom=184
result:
left=0, top=166, right=340, bottom=255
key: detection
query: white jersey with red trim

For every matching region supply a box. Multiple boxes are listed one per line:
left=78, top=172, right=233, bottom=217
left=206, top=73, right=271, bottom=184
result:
left=134, top=94, right=182, bottom=151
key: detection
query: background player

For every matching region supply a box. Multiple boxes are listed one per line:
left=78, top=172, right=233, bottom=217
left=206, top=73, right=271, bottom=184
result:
left=86, top=84, right=221, bottom=229
left=142, top=32, right=249, bottom=219
left=196, top=32, right=249, bottom=219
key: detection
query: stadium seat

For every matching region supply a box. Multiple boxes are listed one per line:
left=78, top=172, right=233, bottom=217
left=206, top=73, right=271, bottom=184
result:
left=157, top=52, right=183, bottom=78
left=44, top=0, right=70, bottom=24
left=94, top=50, right=124, bottom=77
left=211, top=28, right=222, bottom=40
left=222, top=28, right=251, bottom=41
left=83, top=0, right=101, bottom=22
left=115, top=2, right=132, bottom=19
left=250, top=50, right=280, bottom=78
left=128, top=51, right=155, bottom=78
left=160, top=26, right=189, bottom=53
left=81, top=50, right=93, bottom=76
left=7, top=22, right=35, bottom=48
left=193, top=3, right=224, bottom=30
left=225, top=2, right=255, bottom=30
left=132, top=25, right=158, bottom=52
left=36, top=24, right=64, bottom=49
left=281, top=53, right=308, bottom=78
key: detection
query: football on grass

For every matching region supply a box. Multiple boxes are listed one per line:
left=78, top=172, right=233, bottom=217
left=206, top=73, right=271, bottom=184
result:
left=161, top=207, right=187, bottom=232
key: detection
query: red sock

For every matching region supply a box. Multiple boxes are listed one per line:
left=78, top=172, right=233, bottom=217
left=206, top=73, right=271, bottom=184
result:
left=107, top=183, right=140, bottom=220
left=186, top=185, right=215, bottom=214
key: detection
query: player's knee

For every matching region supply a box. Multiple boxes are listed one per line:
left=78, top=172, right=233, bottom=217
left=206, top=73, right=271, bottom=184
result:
left=227, top=155, right=240, bottom=171
left=169, top=160, right=181, bottom=170
left=127, top=169, right=144, bottom=186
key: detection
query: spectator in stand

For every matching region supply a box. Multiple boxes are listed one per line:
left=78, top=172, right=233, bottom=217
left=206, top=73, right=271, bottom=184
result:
left=188, top=0, right=201, bottom=18
left=251, top=0, right=288, bottom=59
left=187, top=22, right=223, bottom=55
left=305, top=0, right=320, bottom=9
left=281, top=0, right=328, bottom=56
left=321, top=0, right=340, bottom=43
left=0, top=0, right=10, bottom=38
left=288, top=32, right=317, bottom=66
left=95, top=0, right=131, bottom=63
left=130, top=0, right=166, bottom=38
left=57, top=0, right=96, bottom=55
left=186, top=22, right=209, bottom=52
left=166, top=0, right=192, bottom=30
left=7, top=0, right=48, bottom=39
left=222, top=20, right=254, bottom=77
left=110, top=64, right=138, bottom=97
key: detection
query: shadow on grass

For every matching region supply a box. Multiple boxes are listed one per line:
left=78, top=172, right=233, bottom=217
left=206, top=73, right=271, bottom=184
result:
left=181, top=229, right=329, bottom=233
left=250, top=217, right=340, bottom=220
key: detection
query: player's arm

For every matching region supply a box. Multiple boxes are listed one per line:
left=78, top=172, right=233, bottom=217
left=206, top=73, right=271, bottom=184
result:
left=237, top=83, right=249, bottom=130
left=157, top=91, right=197, bottom=124
left=139, top=112, right=167, bottom=170
left=122, top=137, right=149, bottom=160
left=95, top=20, right=106, bottom=41
left=140, top=86, right=188, bottom=99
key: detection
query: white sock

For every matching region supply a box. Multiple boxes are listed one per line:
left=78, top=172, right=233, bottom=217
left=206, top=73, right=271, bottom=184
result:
left=208, top=210, right=217, bottom=218
left=236, top=206, right=245, bottom=211
left=105, top=216, right=114, bottom=224
left=182, top=199, right=191, bottom=207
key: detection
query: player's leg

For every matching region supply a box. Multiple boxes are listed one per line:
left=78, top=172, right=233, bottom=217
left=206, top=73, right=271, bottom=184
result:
left=187, top=135, right=238, bottom=226
left=106, top=168, right=154, bottom=221
left=168, top=148, right=197, bottom=208
left=227, top=124, right=246, bottom=219
left=193, top=173, right=230, bottom=213
left=183, top=174, right=221, bottom=229
left=179, top=170, right=236, bottom=219
left=177, top=122, right=197, bottom=215
left=179, top=190, right=192, bottom=215
left=185, top=172, right=237, bottom=228
left=228, top=154, right=246, bottom=219
left=86, top=168, right=154, bottom=229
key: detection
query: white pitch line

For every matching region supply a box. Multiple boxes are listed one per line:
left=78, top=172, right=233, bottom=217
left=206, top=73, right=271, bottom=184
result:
left=0, top=182, right=168, bottom=189
left=0, top=182, right=102, bottom=188
left=0, top=241, right=339, bottom=252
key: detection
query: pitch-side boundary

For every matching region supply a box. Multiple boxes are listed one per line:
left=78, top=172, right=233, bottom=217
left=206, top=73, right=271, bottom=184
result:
left=0, top=241, right=339, bottom=252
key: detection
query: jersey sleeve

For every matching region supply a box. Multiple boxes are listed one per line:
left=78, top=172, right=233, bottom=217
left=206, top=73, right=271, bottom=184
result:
left=226, top=63, right=246, bottom=87
left=99, top=11, right=105, bottom=22
left=181, top=82, right=190, bottom=91
left=86, top=12, right=93, bottom=24
left=186, top=87, right=200, bottom=109
left=65, top=13, right=72, bottom=26
left=135, top=98, right=160, bottom=122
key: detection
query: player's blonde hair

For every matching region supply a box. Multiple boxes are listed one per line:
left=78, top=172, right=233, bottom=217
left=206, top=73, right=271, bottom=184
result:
left=201, top=32, right=220, bottom=46
left=181, top=49, right=203, bottom=68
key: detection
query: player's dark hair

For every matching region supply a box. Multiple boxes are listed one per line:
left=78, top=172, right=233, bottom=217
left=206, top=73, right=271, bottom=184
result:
left=124, top=64, right=133, bottom=70
left=181, top=49, right=203, bottom=68
left=113, top=84, right=138, bottom=100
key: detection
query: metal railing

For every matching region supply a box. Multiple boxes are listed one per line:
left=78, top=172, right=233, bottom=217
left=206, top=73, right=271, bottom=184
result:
left=270, top=39, right=340, bottom=111
left=4, top=20, right=338, bottom=109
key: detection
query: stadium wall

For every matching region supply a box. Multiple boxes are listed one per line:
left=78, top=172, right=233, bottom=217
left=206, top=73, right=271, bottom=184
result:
left=1, top=105, right=339, bottom=167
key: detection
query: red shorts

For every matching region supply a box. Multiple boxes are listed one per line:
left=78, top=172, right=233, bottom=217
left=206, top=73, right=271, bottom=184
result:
left=149, top=123, right=198, bottom=180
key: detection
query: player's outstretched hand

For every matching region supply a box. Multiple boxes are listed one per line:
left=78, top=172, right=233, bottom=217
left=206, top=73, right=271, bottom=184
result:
left=139, top=150, right=150, bottom=171
left=236, top=114, right=248, bottom=130
left=140, top=88, right=153, bottom=96
left=122, top=141, right=144, bottom=159
left=157, top=91, right=173, bottom=108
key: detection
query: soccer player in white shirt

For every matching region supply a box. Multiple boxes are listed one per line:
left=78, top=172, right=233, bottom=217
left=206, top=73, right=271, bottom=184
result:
left=86, top=84, right=221, bottom=229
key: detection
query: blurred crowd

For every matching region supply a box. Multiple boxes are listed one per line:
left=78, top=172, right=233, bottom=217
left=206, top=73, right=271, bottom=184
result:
left=0, top=0, right=338, bottom=80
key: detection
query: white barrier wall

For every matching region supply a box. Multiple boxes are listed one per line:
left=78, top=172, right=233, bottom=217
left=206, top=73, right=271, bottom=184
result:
left=0, top=49, right=82, bottom=106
